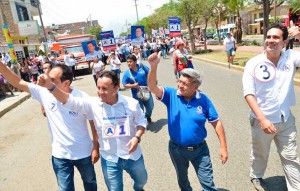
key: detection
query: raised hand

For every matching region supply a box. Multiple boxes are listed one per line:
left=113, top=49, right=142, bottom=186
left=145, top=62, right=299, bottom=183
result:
left=148, top=51, right=161, bottom=67
left=37, top=73, right=53, bottom=89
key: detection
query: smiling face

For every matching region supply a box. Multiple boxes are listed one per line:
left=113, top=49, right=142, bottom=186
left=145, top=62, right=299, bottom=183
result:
left=136, top=28, right=142, bottom=38
left=265, top=28, right=286, bottom=55
left=177, top=75, right=198, bottom=97
left=97, top=76, right=119, bottom=104
left=87, top=43, right=95, bottom=53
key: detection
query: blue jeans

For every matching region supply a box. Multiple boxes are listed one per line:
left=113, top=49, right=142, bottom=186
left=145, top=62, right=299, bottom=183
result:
left=137, top=93, right=154, bottom=119
left=101, top=156, right=147, bottom=191
left=168, top=140, right=217, bottom=191
left=161, top=48, right=166, bottom=59
left=52, top=156, right=97, bottom=191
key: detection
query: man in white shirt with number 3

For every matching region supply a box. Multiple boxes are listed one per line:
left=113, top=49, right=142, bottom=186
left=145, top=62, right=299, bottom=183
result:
left=243, top=23, right=300, bottom=191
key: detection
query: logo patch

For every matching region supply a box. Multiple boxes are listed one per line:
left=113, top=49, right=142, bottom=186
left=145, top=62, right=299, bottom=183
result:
left=282, top=64, right=291, bottom=72
left=197, top=106, right=203, bottom=115
left=69, top=111, right=78, bottom=117
left=104, top=126, right=116, bottom=137
left=48, top=101, right=58, bottom=112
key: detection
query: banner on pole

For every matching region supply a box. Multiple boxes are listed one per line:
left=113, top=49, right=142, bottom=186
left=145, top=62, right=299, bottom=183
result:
left=168, top=17, right=181, bottom=37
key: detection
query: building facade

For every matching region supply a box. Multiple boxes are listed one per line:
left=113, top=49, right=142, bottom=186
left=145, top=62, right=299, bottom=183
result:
left=0, top=0, right=41, bottom=60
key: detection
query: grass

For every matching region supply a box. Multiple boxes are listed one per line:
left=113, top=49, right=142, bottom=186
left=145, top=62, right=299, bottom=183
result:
left=199, top=50, right=259, bottom=66
left=199, top=50, right=300, bottom=79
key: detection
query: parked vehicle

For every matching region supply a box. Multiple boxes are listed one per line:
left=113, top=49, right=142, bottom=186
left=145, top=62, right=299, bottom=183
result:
left=51, top=34, right=96, bottom=74
left=205, top=32, right=214, bottom=39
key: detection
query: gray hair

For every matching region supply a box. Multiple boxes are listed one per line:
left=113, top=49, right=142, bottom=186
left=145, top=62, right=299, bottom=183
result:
left=180, top=68, right=202, bottom=86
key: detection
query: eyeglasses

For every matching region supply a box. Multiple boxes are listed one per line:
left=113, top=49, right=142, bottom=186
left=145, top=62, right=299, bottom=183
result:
left=177, top=80, right=192, bottom=87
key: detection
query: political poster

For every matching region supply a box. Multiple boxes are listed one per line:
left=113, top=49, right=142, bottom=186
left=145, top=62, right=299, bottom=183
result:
left=81, top=40, right=101, bottom=61
left=100, top=30, right=116, bottom=51
left=168, top=17, right=181, bottom=37
left=131, top=26, right=145, bottom=46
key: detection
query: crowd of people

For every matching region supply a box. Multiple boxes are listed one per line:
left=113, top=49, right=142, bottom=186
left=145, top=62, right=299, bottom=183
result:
left=0, top=23, right=300, bottom=191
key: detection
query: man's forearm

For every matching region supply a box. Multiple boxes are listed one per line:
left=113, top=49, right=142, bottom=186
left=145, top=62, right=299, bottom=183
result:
left=245, top=95, right=266, bottom=122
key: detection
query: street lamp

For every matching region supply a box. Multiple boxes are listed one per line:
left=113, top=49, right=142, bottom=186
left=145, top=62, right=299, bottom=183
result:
left=213, top=3, right=226, bottom=44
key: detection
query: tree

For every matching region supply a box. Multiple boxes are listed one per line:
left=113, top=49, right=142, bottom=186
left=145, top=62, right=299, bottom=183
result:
left=177, top=0, right=202, bottom=53
left=290, top=0, right=300, bottom=13
left=224, top=0, right=246, bottom=43
left=253, top=0, right=285, bottom=40
left=86, top=26, right=102, bottom=40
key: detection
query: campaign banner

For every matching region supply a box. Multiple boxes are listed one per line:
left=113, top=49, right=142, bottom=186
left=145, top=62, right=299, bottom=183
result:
left=159, top=27, right=165, bottom=37
left=100, top=30, right=116, bottom=51
left=131, top=26, right=145, bottom=46
left=168, top=17, right=181, bottom=37
left=164, top=28, right=170, bottom=35
left=2, top=24, right=17, bottom=65
left=151, top=29, right=157, bottom=36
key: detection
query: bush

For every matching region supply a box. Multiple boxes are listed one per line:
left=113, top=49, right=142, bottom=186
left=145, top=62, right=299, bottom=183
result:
left=193, top=49, right=213, bottom=54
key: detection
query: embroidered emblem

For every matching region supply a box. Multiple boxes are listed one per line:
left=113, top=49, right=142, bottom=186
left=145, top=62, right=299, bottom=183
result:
left=197, top=106, right=203, bottom=115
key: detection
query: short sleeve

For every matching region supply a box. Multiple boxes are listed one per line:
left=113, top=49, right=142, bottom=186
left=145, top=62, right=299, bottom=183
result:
left=28, top=83, right=44, bottom=103
left=203, top=95, right=219, bottom=122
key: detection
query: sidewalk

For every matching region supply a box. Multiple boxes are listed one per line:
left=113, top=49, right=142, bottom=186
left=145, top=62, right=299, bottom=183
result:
left=0, top=91, right=30, bottom=118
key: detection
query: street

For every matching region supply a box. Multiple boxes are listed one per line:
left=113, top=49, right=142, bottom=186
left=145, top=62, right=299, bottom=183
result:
left=0, top=57, right=299, bottom=191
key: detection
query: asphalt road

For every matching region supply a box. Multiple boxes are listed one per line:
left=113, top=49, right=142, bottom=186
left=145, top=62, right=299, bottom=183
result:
left=0, top=57, right=299, bottom=191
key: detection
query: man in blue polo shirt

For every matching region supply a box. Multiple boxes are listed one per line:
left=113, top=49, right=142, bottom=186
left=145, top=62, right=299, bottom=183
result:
left=148, top=52, right=228, bottom=191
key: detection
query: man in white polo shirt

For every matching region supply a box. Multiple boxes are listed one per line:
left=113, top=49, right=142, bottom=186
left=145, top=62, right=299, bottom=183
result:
left=243, top=23, right=300, bottom=191
left=0, top=63, right=99, bottom=191
left=39, top=70, right=148, bottom=191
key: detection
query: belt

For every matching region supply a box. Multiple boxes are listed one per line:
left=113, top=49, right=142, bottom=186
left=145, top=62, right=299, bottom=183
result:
left=170, top=139, right=206, bottom=151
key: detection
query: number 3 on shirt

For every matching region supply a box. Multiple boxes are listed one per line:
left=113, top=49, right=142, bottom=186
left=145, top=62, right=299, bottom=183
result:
left=254, top=63, right=276, bottom=82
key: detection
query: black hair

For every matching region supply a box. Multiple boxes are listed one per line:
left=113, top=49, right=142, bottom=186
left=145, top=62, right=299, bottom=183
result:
left=267, top=23, right=288, bottom=41
left=44, top=62, right=53, bottom=70
left=127, top=54, right=137, bottom=62
left=87, top=41, right=95, bottom=46
left=53, top=64, right=73, bottom=84
left=98, top=70, right=119, bottom=87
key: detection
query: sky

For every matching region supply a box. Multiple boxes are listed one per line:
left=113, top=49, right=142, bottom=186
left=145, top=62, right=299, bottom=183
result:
left=36, top=0, right=171, bottom=36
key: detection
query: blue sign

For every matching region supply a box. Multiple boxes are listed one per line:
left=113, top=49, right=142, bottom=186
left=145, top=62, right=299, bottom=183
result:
left=100, top=30, right=116, bottom=51
left=168, top=17, right=181, bottom=37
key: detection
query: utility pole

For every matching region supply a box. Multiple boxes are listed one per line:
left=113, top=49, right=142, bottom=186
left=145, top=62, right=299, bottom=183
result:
left=36, top=0, right=47, bottom=42
left=89, top=14, right=92, bottom=26
left=133, top=0, right=139, bottom=22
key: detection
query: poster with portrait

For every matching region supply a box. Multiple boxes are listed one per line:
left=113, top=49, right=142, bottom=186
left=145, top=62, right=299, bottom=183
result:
left=100, top=30, right=116, bottom=51
left=131, top=25, right=145, bottom=46
left=81, top=40, right=101, bottom=61
left=168, top=17, right=181, bottom=37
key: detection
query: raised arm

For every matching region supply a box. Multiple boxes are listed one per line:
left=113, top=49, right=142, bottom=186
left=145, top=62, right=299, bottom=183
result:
left=147, top=52, right=163, bottom=98
left=0, top=61, right=29, bottom=92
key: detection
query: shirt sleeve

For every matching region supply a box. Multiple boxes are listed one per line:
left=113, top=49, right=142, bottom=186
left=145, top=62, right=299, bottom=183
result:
left=203, top=94, right=219, bottom=122
left=122, top=71, right=132, bottom=85
left=242, top=58, right=256, bottom=97
left=160, top=87, right=172, bottom=105
left=64, top=94, right=92, bottom=116
left=291, top=50, right=300, bottom=68
left=132, top=100, right=147, bottom=129
left=28, top=83, right=44, bottom=103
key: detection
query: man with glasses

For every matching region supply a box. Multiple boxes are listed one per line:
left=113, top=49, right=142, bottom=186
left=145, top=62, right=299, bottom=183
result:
left=148, top=52, right=228, bottom=191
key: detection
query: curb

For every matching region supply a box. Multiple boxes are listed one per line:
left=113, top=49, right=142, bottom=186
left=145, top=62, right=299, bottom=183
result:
left=0, top=92, right=31, bottom=118
left=194, top=57, right=300, bottom=87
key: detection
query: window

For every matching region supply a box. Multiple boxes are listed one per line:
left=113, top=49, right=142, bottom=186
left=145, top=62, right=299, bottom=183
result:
left=30, top=0, right=38, bottom=8
left=259, top=13, right=263, bottom=18
left=15, top=3, right=29, bottom=21
left=254, top=14, right=257, bottom=21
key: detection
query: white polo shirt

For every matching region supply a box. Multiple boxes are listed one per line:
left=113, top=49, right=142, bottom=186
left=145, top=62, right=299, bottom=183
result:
left=28, top=83, right=93, bottom=160
left=242, top=49, right=300, bottom=123
left=64, top=93, right=147, bottom=163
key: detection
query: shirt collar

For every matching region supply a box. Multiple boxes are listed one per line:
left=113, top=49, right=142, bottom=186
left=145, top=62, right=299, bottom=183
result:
left=98, top=92, right=126, bottom=106
left=176, top=90, right=201, bottom=99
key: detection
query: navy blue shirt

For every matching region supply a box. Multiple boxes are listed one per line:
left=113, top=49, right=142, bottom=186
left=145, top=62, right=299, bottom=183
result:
left=122, top=64, right=149, bottom=99
left=161, top=87, right=219, bottom=146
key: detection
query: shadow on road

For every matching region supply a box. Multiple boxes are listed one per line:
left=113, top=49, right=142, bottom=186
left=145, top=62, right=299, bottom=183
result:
left=217, top=188, right=230, bottom=191
left=264, top=176, right=287, bottom=191
left=147, top=118, right=167, bottom=133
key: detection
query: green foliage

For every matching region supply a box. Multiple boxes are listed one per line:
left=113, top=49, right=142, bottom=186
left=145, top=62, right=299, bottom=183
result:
left=290, top=0, right=300, bottom=13
left=86, top=26, right=102, bottom=40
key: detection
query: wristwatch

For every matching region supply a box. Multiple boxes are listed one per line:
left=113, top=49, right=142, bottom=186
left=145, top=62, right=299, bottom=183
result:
left=135, top=135, right=141, bottom=143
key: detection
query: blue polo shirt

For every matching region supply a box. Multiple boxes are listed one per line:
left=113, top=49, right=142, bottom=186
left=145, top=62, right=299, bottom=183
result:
left=122, top=64, right=149, bottom=99
left=161, top=87, right=219, bottom=146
